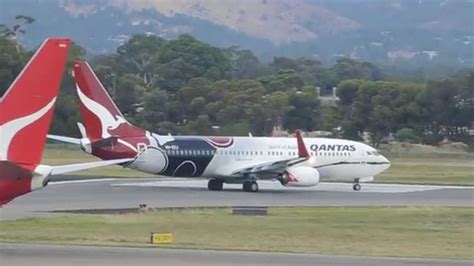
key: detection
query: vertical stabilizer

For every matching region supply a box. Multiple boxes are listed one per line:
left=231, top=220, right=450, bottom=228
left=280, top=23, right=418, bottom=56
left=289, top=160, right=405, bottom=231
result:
left=0, top=38, right=70, bottom=169
left=73, top=60, right=144, bottom=141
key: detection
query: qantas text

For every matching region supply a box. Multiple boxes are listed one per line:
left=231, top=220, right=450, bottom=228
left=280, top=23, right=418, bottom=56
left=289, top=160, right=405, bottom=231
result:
left=310, top=144, right=356, bottom=152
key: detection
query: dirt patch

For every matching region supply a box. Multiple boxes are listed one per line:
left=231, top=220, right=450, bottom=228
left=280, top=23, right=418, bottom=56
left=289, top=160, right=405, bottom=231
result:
left=438, top=141, right=469, bottom=152
left=385, top=142, right=469, bottom=153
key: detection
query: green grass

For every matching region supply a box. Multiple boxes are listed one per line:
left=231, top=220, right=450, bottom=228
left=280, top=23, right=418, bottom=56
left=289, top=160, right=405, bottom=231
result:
left=378, top=157, right=474, bottom=185
left=41, top=148, right=152, bottom=178
left=1, top=207, right=473, bottom=259
left=42, top=147, right=474, bottom=185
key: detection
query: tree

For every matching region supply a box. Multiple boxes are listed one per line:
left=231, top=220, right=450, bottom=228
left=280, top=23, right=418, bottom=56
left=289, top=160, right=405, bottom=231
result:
left=258, top=70, right=305, bottom=92
left=0, top=37, right=29, bottom=95
left=0, top=15, right=35, bottom=40
left=225, top=46, right=264, bottom=79
left=330, top=58, right=382, bottom=88
left=337, top=79, right=365, bottom=106
left=117, top=35, right=165, bottom=87
left=143, top=90, right=169, bottom=130
left=284, top=91, right=321, bottom=131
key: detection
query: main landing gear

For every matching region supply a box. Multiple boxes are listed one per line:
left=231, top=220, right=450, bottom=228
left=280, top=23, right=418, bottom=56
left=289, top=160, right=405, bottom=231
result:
left=208, top=179, right=259, bottom=192
left=353, top=178, right=361, bottom=191
left=208, top=178, right=223, bottom=191
left=243, top=181, right=259, bottom=192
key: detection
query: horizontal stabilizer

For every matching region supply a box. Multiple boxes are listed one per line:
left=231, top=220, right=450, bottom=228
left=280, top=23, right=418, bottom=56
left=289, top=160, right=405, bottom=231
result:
left=47, top=134, right=81, bottom=145
left=50, top=158, right=133, bottom=175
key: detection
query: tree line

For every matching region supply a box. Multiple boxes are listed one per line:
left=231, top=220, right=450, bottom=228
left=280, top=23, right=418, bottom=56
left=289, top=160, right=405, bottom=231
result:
left=0, top=30, right=472, bottom=147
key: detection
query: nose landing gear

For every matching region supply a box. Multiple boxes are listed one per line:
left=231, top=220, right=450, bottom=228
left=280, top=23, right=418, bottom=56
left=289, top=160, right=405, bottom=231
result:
left=353, top=178, right=361, bottom=191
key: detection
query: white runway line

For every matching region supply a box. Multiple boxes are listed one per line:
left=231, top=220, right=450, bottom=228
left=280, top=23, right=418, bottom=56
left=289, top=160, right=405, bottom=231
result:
left=113, top=179, right=473, bottom=193
left=50, top=178, right=117, bottom=185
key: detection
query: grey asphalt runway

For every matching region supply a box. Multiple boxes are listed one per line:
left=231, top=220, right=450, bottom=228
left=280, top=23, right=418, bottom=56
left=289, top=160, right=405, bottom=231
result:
left=0, top=177, right=473, bottom=265
left=0, top=243, right=471, bottom=266
left=1, top=177, right=472, bottom=220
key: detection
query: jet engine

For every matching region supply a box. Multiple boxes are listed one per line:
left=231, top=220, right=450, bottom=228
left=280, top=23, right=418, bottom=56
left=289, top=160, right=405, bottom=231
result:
left=128, top=146, right=168, bottom=174
left=280, top=166, right=320, bottom=187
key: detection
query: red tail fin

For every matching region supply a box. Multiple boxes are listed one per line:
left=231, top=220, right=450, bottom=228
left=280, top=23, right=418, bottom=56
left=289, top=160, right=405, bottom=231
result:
left=295, top=130, right=310, bottom=158
left=73, top=60, right=144, bottom=141
left=0, top=38, right=70, bottom=169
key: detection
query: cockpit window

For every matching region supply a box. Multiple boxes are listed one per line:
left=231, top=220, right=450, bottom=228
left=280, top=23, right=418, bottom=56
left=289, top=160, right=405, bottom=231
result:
left=366, top=151, right=372, bottom=155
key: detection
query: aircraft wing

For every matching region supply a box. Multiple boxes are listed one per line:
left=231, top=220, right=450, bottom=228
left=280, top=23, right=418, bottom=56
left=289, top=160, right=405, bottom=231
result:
left=231, top=130, right=312, bottom=178
left=231, top=157, right=308, bottom=176
left=50, top=158, right=133, bottom=175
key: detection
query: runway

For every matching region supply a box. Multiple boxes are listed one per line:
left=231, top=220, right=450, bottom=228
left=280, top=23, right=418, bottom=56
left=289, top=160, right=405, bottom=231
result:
left=0, top=243, right=471, bottom=266
left=1, top=177, right=473, bottom=265
left=1, top=177, right=472, bottom=220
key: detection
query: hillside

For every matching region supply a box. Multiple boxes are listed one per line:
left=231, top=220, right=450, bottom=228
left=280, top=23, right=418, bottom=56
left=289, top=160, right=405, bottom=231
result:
left=0, top=0, right=473, bottom=66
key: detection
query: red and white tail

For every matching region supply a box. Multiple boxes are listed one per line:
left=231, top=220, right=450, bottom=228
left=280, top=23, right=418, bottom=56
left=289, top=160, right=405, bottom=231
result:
left=72, top=60, right=145, bottom=141
left=0, top=38, right=70, bottom=170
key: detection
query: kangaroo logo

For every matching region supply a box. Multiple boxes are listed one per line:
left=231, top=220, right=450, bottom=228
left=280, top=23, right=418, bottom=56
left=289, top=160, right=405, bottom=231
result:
left=0, top=98, right=56, bottom=160
left=76, top=84, right=137, bottom=152
left=76, top=84, right=127, bottom=139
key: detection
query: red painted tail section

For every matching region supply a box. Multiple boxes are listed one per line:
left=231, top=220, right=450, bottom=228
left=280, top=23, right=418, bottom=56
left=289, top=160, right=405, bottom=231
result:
left=0, top=161, right=33, bottom=205
left=0, top=38, right=70, bottom=170
left=73, top=60, right=145, bottom=141
left=295, top=130, right=310, bottom=158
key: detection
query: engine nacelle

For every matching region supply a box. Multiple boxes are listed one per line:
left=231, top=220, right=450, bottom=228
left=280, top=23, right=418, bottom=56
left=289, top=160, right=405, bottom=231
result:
left=282, top=166, right=320, bottom=187
left=128, top=147, right=168, bottom=174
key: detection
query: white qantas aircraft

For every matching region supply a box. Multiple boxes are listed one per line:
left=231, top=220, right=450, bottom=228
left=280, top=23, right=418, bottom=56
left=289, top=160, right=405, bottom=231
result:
left=0, top=39, right=130, bottom=205
left=48, top=60, right=391, bottom=193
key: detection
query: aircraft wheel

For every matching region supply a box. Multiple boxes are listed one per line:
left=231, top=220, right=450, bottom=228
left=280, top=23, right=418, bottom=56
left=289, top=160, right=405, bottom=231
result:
left=353, top=183, right=361, bottom=191
left=208, top=178, right=223, bottom=191
left=243, top=181, right=259, bottom=192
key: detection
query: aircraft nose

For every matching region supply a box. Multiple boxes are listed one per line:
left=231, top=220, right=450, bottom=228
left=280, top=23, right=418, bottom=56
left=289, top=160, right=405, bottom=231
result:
left=381, top=155, right=391, bottom=170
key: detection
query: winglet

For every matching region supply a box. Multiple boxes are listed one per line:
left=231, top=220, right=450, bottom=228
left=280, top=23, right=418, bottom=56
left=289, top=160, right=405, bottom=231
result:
left=295, top=130, right=309, bottom=158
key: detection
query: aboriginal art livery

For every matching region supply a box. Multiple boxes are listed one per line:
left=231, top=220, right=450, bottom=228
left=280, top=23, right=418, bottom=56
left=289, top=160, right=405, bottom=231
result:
left=49, top=60, right=391, bottom=192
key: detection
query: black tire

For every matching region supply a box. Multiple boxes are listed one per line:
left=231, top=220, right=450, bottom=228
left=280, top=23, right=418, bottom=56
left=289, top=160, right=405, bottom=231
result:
left=353, top=183, right=361, bottom=191
left=243, top=181, right=259, bottom=192
left=208, top=178, right=223, bottom=191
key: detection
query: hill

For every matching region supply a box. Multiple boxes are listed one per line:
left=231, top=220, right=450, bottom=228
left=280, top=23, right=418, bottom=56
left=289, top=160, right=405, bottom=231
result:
left=1, top=0, right=473, bottom=66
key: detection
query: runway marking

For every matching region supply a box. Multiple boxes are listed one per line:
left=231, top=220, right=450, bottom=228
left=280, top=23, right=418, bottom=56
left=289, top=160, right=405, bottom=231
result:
left=50, top=178, right=117, bottom=185
left=113, top=180, right=473, bottom=193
